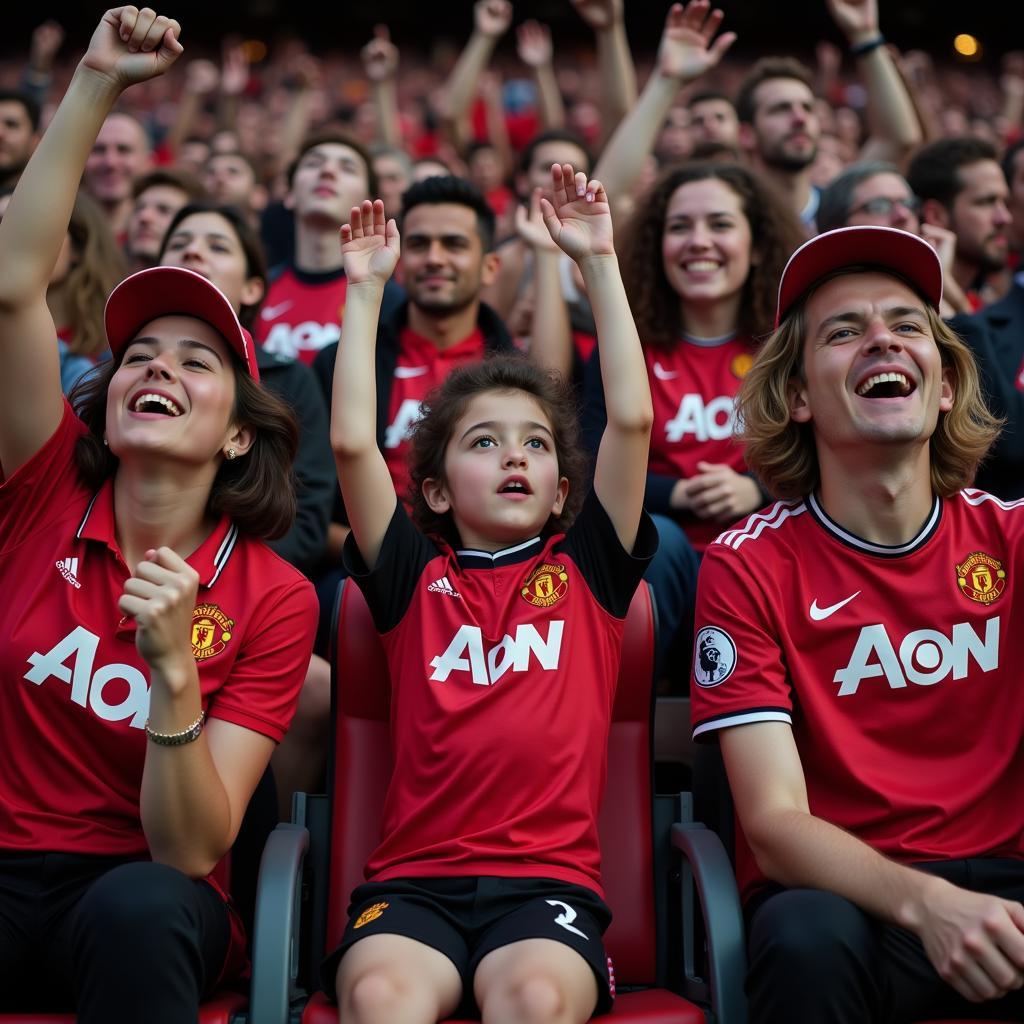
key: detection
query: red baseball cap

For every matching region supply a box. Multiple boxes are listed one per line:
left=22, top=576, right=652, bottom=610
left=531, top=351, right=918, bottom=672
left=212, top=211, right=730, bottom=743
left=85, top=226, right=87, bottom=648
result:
left=104, top=266, right=260, bottom=381
left=775, top=226, right=943, bottom=327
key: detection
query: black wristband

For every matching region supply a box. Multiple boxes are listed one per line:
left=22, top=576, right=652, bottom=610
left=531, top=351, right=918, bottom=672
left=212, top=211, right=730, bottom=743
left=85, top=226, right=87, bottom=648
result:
left=850, top=34, right=885, bottom=57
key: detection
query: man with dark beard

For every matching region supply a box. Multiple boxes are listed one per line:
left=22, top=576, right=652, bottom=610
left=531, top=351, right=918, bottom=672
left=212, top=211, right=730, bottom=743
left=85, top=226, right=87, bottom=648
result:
left=909, top=137, right=1013, bottom=311
left=736, top=57, right=822, bottom=233
left=0, top=90, right=40, bottom=190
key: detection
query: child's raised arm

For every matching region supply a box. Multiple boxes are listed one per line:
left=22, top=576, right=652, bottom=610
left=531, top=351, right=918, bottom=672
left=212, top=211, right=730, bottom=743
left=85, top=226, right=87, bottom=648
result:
left=540, top=163, right=652, bottom=552
left=0, top=7, right=182, bottom=478
left=329, top=198, right=401, bottom=570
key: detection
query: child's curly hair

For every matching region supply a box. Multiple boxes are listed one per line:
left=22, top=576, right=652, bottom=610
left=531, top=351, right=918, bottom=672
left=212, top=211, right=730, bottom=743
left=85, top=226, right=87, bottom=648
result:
left=407, top=355, right=590, bottom=545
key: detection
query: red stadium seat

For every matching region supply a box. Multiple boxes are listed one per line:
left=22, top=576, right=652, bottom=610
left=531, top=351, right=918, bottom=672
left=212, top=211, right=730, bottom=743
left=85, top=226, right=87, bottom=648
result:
left=291, top=578, right=709, bottom=1023
left=0, top=989, right=247, bottom=1023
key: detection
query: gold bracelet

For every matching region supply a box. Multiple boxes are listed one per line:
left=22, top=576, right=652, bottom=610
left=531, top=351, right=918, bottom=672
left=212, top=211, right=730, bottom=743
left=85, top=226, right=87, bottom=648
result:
left=145, top=711, right=206, bottom=746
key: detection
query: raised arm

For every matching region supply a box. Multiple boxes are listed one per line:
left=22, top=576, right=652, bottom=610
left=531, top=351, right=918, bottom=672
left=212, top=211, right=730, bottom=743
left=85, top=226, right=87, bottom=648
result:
left=570, top=0, right=637, bottom=145
left=0, top=6, right=182, bottom=479
left=329, top=199, right=401, bottom=570
left=361, top=24, right=402, bottom=149
left=541, top=164, right=651, bottom=551
left=438, top=0, right=512, bottom=152
left=722, top=721, right=1024, bottom=1005
left=826, top=0, right=922, bottom=163
left=594, top=1, right=735, bottom=218
left=516, top=20, right=565, bottom=131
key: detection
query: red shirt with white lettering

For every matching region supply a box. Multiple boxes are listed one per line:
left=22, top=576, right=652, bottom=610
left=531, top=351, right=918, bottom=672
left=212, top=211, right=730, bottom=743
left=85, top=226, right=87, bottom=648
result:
left=0, top=402, right=318, bottom=858
left=343, top=493, right=656, bottom=896
left=383, top=326, right=486, bottom=505
left=690, top=491, right=1024, bottom=902
left=254, top=265, right=347, bottom=365
left=646, top=335, right=757, bottom=550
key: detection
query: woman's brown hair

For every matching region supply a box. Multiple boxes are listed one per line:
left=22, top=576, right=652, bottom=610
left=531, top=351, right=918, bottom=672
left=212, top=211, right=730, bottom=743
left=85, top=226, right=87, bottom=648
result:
left=737, top=269, right=1003, bottom=500
left=70, top=352, right=299, bottom=539
left=620, top=162, right=805, bottom=349
left=407, top=355, right=590, bottom=545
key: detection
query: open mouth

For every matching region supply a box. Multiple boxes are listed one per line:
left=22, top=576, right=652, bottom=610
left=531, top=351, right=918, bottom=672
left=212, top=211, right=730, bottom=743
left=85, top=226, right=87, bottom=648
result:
left=499, top=478, right=531, bottom=495
left=130, top=392, right=183, bottom=416
left=683, top=260, right=720, bottom=272
left=855, top=372, right=915, bottom=399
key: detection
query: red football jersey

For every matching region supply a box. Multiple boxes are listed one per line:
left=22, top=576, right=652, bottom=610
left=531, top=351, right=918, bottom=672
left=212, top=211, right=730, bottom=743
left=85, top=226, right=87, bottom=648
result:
left=382, top=326, right=486, bottom=505
left=254, top=265, right=347, bottom=365
left=646, top=335, right=757, bottom=550
left=0, top=402, right=318, bottom=857
left=345, top=493, right=656, bottom=897
left=691, top=491, right=1024, bottom=901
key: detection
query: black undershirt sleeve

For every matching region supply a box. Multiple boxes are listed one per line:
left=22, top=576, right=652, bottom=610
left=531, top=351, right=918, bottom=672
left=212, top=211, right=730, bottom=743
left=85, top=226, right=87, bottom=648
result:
left=559, top=490, right=658, bottom=619
left=342, top=504, right=439, bottom=634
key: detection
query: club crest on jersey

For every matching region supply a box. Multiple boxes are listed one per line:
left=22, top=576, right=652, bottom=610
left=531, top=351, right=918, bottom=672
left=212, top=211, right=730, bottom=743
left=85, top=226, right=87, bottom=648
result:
left=956, top=551, right=1006, bottom=605
left=693, top=626, right=736, bottom=687
left=353, top=902, right=389, bottom=928
left=521, top=562, right=569, bottom=607
left=191, top=604, right=235, bottom=661
left=730, top=353, right=753, bottom=380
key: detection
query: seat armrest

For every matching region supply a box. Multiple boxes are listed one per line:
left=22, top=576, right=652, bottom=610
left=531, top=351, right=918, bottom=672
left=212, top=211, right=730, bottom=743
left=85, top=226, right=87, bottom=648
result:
left=248, top=823, right=310, bottom=1024
left=672, top=821, right=748, bottom=1024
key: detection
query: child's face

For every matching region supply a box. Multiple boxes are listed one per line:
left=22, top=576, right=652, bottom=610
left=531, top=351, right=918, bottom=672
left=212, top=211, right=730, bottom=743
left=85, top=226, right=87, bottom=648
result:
left=423, top=389, right=569, bottom=552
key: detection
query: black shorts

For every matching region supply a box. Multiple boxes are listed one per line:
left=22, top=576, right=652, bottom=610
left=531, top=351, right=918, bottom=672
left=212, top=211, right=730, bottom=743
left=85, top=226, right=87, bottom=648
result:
left=321, top=876, right=615, bottom=1018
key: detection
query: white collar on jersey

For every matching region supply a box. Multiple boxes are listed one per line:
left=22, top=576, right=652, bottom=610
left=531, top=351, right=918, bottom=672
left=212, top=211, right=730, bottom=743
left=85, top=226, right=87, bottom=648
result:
left=807, top=491, right=942, bottom=557
left=456, top=535, right=543, bottom=568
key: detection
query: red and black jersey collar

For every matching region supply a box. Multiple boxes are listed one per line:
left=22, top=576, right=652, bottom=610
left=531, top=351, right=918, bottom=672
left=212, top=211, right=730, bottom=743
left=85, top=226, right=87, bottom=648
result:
left=76, top=478, right=239, bottom=586
left=455, top=535, right=545, bottom=569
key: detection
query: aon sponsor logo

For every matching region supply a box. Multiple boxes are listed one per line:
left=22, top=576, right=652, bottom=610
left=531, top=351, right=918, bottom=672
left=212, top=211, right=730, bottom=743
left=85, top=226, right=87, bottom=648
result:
left=24, top=627, right=149, bottom=727
left=664, top=394, right=737, bottom=443
left=429, top=621, right=564, bottom=686
left=261, top=321, right=340, bottom=358
left=385, top=398, right=424, bottom=449
left=834, top=617, right=999, bottom=696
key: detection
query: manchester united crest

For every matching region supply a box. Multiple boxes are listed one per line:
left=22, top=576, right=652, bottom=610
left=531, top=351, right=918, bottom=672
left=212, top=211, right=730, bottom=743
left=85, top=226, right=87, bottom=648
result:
left=191, top=603, right=235, bottom=661
left=521, top=562, right=569, bottom=608
left=956, top=551, right=1006, bottom=605
left=353, top=902, right=389, bottom=928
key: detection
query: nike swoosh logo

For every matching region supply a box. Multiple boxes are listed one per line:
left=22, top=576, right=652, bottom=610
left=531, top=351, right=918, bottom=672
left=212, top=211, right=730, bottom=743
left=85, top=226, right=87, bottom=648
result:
left=652, top=361, right=679, bottom=381
left=809, top=591, right=861, bottom=621
left=260, top=300, right=294, bottom=320
left=394, top=365, right=429, bottom=379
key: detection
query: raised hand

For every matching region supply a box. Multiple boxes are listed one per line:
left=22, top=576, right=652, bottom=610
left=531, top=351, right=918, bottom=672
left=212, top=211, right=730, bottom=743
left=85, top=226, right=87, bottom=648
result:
left=516, top=20, right=554, bottom=68
left=220, top=42, right=250, bottom=96
left=539, top=163, right=614, bottom=262
left=516, top=187, right=560, bottom=252
left=184, top=58, right=219, bottom=95
left=657, top=1, right=736, bottom=83
left=30, top=20, right=65, bottom=70
left=361, top=24, right=399, bottom=82
left=825, top=0, right=880, bottom=44
left=340, top=199, right=400, bottom=286
left=80, top=6, right=184, bottom=88
left=570, top=0, right=623, bottom=32
left=474, top=0, right=513, bottom=38
left=119, top=547, right=199, bottom=672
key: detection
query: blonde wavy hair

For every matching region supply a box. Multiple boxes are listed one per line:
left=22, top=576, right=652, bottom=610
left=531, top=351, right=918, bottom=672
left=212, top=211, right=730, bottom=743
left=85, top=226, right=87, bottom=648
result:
left=738, top=270, right=1003, bottom=500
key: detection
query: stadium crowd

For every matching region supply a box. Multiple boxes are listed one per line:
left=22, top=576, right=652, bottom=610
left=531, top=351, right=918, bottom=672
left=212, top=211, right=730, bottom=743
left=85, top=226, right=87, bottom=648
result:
left=1, top=0, right=1024, bottom=1020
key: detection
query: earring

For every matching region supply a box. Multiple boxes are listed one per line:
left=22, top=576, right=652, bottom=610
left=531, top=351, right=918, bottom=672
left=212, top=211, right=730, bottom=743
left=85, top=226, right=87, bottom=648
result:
left=226, top=448, right=237, bottom=460
left=102, top=437, right=109, bottom=447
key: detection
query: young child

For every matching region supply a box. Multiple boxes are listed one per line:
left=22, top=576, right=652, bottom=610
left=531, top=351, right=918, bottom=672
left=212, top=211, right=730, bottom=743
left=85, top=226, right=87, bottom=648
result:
left=327, top=164, right=656, bottom=1024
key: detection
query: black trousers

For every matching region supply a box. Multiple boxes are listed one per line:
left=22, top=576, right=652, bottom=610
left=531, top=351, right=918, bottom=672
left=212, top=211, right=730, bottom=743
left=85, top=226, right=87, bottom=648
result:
left=747, top=858, right=1024, bottom=1024
left=0, top=852, right=231, bottom=1023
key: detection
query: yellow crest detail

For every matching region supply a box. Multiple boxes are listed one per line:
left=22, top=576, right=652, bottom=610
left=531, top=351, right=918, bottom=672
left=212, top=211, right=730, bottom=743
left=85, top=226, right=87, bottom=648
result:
left=956, top=551, right=1006, bottom=605
left=191, top=603, right=235, bottom=661
left=521, top=562, right=569, bottom=608
left=353, top=902, right=389, bottom=928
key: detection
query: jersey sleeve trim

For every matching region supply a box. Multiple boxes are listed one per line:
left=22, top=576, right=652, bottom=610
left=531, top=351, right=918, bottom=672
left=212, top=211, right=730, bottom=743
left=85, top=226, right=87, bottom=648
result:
left=692, top=708, right=792, bottom=740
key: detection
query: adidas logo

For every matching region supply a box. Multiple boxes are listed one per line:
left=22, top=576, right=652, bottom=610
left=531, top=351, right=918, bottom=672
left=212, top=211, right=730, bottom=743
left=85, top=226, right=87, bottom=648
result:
left=56, top=556, right=82, bottom=590
left=427, top=576, right=460, bottom=598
